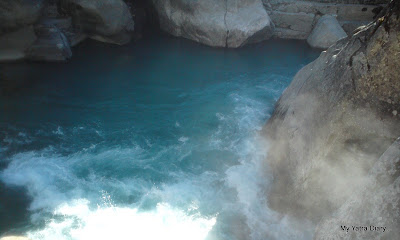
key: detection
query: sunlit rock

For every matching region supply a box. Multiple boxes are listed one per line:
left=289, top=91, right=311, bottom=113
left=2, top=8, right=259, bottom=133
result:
left=264, top=0, right=400, bottom=228
left=307, top=15, right=348, bottom=49
left=152, top=0, right=274, bottom=48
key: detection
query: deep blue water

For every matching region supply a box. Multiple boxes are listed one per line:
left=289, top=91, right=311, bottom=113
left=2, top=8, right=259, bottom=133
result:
left=0, top=35, right=319, bottom=240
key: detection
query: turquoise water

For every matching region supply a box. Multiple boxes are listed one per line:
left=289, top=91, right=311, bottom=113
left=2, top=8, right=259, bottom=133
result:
left=0, top=36, right=319, bottom=240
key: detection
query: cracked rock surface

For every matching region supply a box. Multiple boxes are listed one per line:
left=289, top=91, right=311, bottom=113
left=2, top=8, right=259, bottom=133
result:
left=151, top=0, right=274, bottom=48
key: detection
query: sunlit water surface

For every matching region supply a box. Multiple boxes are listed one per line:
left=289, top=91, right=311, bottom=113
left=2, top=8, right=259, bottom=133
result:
left=0, top=35, right=319, bottom=240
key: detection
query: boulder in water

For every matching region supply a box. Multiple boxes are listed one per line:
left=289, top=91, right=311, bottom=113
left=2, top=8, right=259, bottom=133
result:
left=307, top=15, right=348, bottom=49
left=152, top=0, right=274, bottom=48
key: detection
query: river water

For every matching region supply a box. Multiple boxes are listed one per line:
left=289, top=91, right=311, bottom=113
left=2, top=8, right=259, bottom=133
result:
left=0, top=35, right=319, bottom=240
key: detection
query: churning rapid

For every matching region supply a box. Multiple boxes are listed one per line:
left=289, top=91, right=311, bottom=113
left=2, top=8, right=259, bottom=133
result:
left=0, top=36, right=319, bottom=240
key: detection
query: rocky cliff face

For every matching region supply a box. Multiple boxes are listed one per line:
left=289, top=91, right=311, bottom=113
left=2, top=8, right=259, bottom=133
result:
left=263, top=0, right=400, bottom=238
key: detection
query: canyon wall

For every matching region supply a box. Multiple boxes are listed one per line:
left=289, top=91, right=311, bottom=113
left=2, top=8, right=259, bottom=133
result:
left=263, top=0, right=400, bottom=238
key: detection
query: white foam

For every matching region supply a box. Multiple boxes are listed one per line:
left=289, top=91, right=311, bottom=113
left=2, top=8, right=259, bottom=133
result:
left=27, top=200, right=216, bottom=240
left=1, top=78, right=313, bottom=240
left=178, top=137, right=189, bottom=143
left=225, top=135, right=314, bottom=240
left=53, top=126, right=64, bottom=136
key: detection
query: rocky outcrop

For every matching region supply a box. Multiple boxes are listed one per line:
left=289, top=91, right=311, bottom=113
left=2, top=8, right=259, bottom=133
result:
left=307, top=15, right=347, bottom=49
left=263, top=0, right=400, bottom=238
left=58, top=0, right=135, bottom=45
left=264, top=0, right=389, bottom=42
left=151, top=0, right=274, bottom=48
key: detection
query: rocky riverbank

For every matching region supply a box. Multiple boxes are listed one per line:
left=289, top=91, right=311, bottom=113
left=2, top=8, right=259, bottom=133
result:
left=263, top=0, right=399, bottom=238
left=0, top=0, right=135, bottom=62
left=0, top=0, right=391, bottom=62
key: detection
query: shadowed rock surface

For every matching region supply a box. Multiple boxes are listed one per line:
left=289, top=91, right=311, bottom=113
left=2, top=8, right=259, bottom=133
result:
left=0, top=0, right=44, bottom=35
left=263, top=0, right=400, bottom=238
left=58, top=0, right=135, bottom=45
left=0, top=27, right=37, bottom=62
left=25, top=22, right=72, bottom=62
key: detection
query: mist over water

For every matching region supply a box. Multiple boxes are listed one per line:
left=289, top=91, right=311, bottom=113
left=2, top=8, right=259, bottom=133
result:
left=0, top=35, right=319, bottom=240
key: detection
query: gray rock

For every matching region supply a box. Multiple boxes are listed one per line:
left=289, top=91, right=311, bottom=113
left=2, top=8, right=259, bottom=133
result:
left=152, top=0, right=274, bottom=48
left=307, top=15, right=347, bottom=49
left=0, top=26, right=37, bottom=62
left=26, top=23, right=72, bottom=62
left=336, top=4, right=379, bottom=21
left=264, top=0, right=400, bottom=229
left=265, top=0, right=385, bottom=40
left=0, top=0, right=44, bottom=35
left=314, top=138, right=400, bottom=240
left=43, top=17, right=72, bottom=30
left=272, top=27, right=309, bottom=39
left=340, top=20, right=370, bottom=35
left=58, top=0, right=134, bottom=45
left=270, top=11, right=315, bottom=39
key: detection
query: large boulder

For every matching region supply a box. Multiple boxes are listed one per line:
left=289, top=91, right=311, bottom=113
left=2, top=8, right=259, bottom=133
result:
left=0, top=0, right=44, bottom=35
left=307, top=15, right=348, bottom=49
left=58, top=0, right=134, bottom=45
left=263, top=0, right=400, bottom=236
left=152, top=0, right=274, bottom=48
